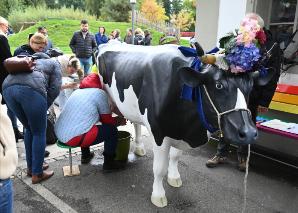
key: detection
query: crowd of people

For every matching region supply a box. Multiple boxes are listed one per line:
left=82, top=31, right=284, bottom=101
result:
left=0, top=17, right=130, bottom=212
left=0, top=13, right=282, bottom=212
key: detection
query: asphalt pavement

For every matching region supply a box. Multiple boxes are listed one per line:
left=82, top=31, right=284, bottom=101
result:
left=13, top=123, right=298, bottom=213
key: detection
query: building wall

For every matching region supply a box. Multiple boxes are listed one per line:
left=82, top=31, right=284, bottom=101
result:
left=255, top=0, right=271, bottom=27
left=217, top=0, right=248, bottom=43
left=195, top=0, right=256, bottom=50
left=195, top=0, right=220, bottom=50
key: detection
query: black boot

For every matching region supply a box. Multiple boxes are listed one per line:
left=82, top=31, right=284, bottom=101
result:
left=103, top=152, right=126, bottom=172
left=81, top=147, right=94, bottom=164
left=14, top=128, right=24, bottom=142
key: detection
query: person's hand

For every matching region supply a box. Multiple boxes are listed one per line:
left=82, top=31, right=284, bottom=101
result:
left=257, top=105, right=268, bottom=113
left=114, top=116, right=127, bottom=127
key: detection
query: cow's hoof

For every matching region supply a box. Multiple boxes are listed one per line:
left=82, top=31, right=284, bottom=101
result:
left=167, top=177, right=182, bottom=188
left=151, top=195, right=167, bottom=208
left=134, top=147, right=146, bottom=156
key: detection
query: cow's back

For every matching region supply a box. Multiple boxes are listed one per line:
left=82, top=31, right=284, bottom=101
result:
left=97, top=44, right=208, bottom=147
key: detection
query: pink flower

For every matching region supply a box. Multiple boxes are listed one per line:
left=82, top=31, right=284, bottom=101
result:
left=230, top=65, right=246, bottom=73
left=236, top=18, right=261, bottom=46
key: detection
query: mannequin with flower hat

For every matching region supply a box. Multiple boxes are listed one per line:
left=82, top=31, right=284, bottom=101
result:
left=206, top=13, right=282, bottom=171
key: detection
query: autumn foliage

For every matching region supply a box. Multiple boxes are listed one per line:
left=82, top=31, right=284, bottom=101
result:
left=170, top=9, right=195, bottom=31
left=141, top=0, right=168, bottom=23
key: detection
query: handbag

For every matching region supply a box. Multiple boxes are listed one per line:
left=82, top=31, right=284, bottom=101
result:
left=4, top=55, right=36, bottom=74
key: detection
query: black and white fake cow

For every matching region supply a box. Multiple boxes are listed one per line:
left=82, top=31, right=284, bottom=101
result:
left=97, top=43, right=262, bottom=207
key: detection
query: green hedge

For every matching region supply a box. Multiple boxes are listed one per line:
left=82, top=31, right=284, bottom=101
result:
left=8, top=19, right=189, bottom=54
left=8, top=6, right=96, bottom=32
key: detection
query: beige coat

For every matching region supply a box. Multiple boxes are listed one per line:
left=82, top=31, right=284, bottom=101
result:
left=0, top=94, right=18, bottom=179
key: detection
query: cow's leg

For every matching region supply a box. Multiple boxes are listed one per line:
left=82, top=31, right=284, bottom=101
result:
left=151, top=138, right=171, bottom=208
left=133, top=123, right=146, bottom=156
left=167, top=146, right=182, bottom=187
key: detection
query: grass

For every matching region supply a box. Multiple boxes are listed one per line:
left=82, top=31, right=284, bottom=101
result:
left=8, top=19, right=189, bottom=54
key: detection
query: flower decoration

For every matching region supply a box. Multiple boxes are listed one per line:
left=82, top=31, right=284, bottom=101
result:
left=225, top=43, right=261, bottom=73
left=255, top=29, right=267, bottom=45
left=218, top=17, right=267, bottom=74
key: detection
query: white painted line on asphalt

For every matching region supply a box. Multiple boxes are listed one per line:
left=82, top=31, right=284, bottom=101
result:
left=19, top=176, right=78, bottom=213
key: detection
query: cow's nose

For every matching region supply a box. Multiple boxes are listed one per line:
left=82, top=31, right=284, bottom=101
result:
left=238, top=125, right=258, bottom=144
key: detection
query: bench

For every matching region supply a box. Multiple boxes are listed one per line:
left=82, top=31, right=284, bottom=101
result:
left=254, top=83, right=298, bottom=167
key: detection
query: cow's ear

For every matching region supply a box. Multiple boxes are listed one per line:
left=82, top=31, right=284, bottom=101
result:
left=179, top=67, right=204, bottom=87
left=251, top=68, right=275, bottom=86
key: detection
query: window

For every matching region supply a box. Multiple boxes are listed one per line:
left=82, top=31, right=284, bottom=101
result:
left=269, top=0, right=298, bottom=46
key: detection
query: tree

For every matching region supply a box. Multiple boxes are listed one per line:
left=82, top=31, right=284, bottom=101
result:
left=61, top=0, right=85, bottom=10
left=160, top=0, right=171, bottom=17
left=171, top=0, right=183, bottom=15
left=22, top=0, right=45, bottom=7
left=85, top=0, right=104, bottom=18
left=170, top=9, right=194, bottom=31
left=100, top=0, right=131, bottom=22
left=183, top=0, right=196, bottom=17
left=45, top=0, right=61, bottom=9
left=182, top=0, right=196, bottom=31
left=0, top=0, right=24, bottom=18
left=141, top=0, right=168, bottom=23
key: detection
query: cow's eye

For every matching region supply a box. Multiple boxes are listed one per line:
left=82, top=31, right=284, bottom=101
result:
left=215, top=82, right=223, bottom=90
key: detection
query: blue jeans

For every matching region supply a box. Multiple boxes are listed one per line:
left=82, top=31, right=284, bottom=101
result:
left=0, top=179, right=13, bottom=213
left=3, top=85, right=47, bottom=175
left=81, top=124, right=118, bottom=157
left=99, top=124, right=118, bottom=156
left=79, top=57, right=92, bottom=76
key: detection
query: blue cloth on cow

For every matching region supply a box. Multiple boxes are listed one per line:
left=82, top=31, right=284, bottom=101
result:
left=179, top=46, right=201, bottom=101
left=178, top=46, right=197, bottom=57
left=178, top=46, right=218, bottom=133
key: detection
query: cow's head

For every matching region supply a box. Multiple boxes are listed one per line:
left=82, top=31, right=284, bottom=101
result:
left=179, top=64, right=272, bottom=145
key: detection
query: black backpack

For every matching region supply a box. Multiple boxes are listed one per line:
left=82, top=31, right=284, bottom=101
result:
left=46, top=106, right=57, bottom=145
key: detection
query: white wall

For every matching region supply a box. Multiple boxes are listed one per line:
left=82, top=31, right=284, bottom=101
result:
left=195, top=0, right=220, bottom=50
left=196, top=0, right=254, bottom=50
left=216, top=0, right=248, bottom=44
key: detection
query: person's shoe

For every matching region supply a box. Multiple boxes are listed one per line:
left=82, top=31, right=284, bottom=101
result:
left=206, top=155, right=227, bottom=168
left=27, top=163, right=50, bottom=177
left=14, top=128, right=24, bottom=142
left=238, top=157, right=247, bottom=172
left=81, top=152, right=94, bottom=164
left=44, top=150, right=50, bottom=158
left=32, top=170, right=54, bottom=184
left=103, top=152, right=126, bottom=172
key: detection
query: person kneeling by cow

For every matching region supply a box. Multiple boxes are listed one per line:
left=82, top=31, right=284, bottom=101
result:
left=54, top=73, right=127, bottom=171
